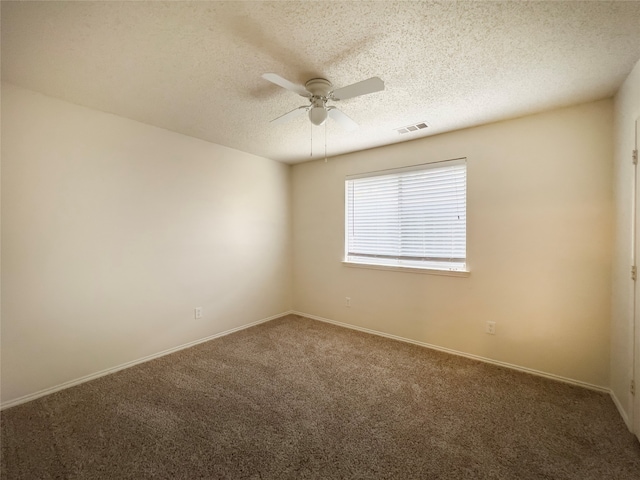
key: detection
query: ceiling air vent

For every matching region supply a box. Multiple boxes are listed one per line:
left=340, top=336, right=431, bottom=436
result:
left=396, top=122, right=429, bottom=135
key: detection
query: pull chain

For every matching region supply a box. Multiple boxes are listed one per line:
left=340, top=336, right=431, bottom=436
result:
left=324, top=121, right=328, bottom=163
left=310, top=121, right=313, bottom=157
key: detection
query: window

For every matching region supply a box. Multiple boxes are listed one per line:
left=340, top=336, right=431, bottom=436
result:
left=345, top=158, right=467, bottom=272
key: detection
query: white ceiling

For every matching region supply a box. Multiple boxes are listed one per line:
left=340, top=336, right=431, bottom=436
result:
left=2, top=1, right=640, bottom=164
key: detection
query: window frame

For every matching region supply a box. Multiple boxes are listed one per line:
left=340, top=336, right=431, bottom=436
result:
left=343, top=158, right=469, bottom=276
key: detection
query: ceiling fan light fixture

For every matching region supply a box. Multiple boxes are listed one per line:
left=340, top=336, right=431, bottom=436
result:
left=309, top=106, right=328, bottom=126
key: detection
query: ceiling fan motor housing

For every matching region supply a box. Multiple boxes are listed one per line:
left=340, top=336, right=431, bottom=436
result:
left=305, top=78, right=332, bottom=97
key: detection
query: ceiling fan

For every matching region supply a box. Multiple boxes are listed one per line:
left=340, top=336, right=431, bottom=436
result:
left=262, top=73, right=385, bottom=131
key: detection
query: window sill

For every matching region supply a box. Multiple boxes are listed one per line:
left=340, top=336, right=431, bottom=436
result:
left=342, top=261, right=470, bottom=277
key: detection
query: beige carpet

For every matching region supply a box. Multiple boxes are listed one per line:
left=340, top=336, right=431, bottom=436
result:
left=2, top=314, right=639, bottom=479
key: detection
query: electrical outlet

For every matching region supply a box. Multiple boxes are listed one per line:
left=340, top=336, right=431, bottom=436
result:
left=345, top=297, right=351, bottom=307
left=486, top=321, right=496, bottom=335
left=194, top=307, right=203, bottom=319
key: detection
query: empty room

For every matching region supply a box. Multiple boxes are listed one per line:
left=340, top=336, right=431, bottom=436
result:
left=2, top=1, right=640, bottom=478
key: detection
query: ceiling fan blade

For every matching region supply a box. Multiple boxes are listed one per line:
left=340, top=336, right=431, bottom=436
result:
left=327, top=107, right=358, bottom=131
left=331, top=76, right=384, bottom=101
left=262, top=73, right=311, bottom=97
left=270, top=106, right=309, bottom=124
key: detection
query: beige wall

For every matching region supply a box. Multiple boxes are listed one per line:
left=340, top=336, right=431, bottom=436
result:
left=1, top=83, right=292, bottom=404
left=292, top=100, right=614, bottom=388
left=0, top=82, right=619, bottom=405
left=611, top=58, right=640, bottom=425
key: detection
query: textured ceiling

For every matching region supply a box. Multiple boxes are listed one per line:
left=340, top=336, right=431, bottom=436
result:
left=2, top=1, right=640, bottom=164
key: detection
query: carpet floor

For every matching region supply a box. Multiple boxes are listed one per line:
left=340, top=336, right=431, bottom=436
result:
left=2, top=314, right=639, bottom=479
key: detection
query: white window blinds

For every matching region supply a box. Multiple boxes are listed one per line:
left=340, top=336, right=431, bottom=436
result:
left=345, top=158, right=466, bottom=271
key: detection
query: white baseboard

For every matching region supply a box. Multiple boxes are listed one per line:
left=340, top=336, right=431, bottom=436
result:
left=1, top=310, right=294, bottom=411
left=610, top=390, right=632, bottom=430
left=293, top=311, right=610, bottom=394
left=3, top=310, right=613, bottom=413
